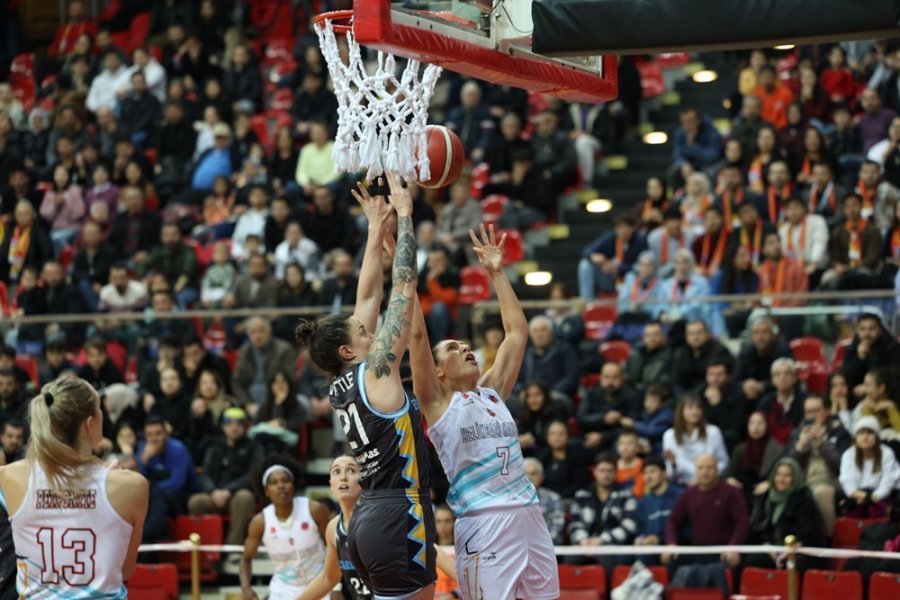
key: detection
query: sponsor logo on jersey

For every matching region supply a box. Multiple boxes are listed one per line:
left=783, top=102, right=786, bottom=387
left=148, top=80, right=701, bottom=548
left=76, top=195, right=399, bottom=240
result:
left=459, top=421, right=518, bottom=443
left=35, top=490, right=96, bottom=510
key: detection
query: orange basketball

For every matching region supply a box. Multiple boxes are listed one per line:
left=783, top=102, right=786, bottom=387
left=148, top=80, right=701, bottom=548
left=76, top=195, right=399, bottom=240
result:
left=417, top=125, right=465, bottom=189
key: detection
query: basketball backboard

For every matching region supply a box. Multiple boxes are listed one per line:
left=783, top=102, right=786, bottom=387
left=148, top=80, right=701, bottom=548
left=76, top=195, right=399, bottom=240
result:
left=342, top=0, right=618, bottom=102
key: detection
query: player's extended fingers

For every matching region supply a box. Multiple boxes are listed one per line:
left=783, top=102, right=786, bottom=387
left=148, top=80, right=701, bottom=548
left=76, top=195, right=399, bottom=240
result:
left=497, top=231, right=508, bottom=249
left=488, top=223, right=498, bottom=246
left=479, top=223, right=489, bottom=245
left=469, top=228, right=483, bottom=249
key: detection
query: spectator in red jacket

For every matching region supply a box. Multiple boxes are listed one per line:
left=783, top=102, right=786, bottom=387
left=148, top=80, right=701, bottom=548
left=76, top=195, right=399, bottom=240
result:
left=754, top=64, right=795, bottom=129
left=821, top=45, right=859, bottom=104
left=48, top=0, right=97, bottom=59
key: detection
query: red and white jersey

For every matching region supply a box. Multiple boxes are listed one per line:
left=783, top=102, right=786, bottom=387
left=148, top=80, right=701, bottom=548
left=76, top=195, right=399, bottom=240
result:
left=262, top=496, right=327, bottom=599
left=10, top=461, right=132, bottom=599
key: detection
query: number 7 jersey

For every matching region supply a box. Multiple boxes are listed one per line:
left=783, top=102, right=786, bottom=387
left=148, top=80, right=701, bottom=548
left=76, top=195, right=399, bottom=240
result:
left=427, top=387, right=538, bottom=515
left=329, top=361, right=431, bottom=492
left=9, top=461, right=133, bottom=599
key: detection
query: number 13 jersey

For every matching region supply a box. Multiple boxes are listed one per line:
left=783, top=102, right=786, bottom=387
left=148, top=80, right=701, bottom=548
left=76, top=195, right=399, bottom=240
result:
left=10, top=461, right=133, bottom=599
left=428, top=387, right=538, bottom=515
left=329, top=361, right=431, bottom=492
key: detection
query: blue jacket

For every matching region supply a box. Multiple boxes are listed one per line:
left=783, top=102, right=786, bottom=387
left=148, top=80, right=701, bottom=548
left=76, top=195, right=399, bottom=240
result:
left=138, top=437, right=195, bottom=495
left=673, top=117, right=722, bottom=169
left=634, top=406, right=674, bottom=452
left=518, top=341, right=581, bottom=397
left=634, top=482, right=684, bottom=540
left=581, top=232, right=648, bottom=277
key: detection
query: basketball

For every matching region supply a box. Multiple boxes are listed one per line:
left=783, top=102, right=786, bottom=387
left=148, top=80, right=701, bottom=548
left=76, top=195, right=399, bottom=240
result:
left=417, top=125, right=465, bottom=189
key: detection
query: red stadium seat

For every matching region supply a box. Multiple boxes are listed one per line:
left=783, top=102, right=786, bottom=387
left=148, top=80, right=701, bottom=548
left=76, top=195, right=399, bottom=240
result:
left=832, top=517, right=887, bottom=549
left=498, top=229, right=525, bottom=265
left=480, top=195, right=508, bottom=227
left=15, top=355, right=39, bottom=388
left=804, top=365, right=828, bottom=395
left=59, top=245, right=76, bottom=273
left=470, top=162, right=490, bottom=198
left=582, top=303, right=617, bottom=341
left=265, top=37, right=295, bottom=62
left=560, top=591, right=600, bottom=600
left=0, top=281, right=11, bottom=316
left=559, top=565, right=606, bottom=599
left=10, top=53, right=36, bottom=108
left=789, top=337, right=827, bottom=370
left=870, top=571, right=900, bottom=600
left=163, top=515, right=223, bottom=582
left=830, top=338, right=852, bottom=373
left=250, top=114, right=272, bottom=152
left=458, top=266, right=492, bottom=304
left=800, top=570, right=861, bottom=600
left=127, top=563, right=179, bottom=599
left=667, top=589, right=723, bottom=600
left=740, top=567, right=792, bottom=598
left=611, top=564, right=670, bottom=589
left=271, top=88, right=294, bottom=112
left=223, top=349, right=239, bottom=371
left=105, top=340, right=127, bottom=373
left=600, top=340, right=632, bottom=365
left=125, top=355, right=138, bottom=384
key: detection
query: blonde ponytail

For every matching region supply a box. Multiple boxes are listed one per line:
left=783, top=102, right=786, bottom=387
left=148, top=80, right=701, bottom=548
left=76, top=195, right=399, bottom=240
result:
left=26, top=377, right=99, bottom=493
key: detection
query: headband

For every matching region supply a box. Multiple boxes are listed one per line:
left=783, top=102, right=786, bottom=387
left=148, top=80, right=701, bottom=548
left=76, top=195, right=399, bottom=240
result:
left=262, top=465, right=294, bottom=487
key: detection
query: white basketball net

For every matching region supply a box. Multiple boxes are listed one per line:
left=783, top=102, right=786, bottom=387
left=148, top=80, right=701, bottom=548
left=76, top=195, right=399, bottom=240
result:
left=314, top=18, right=443, bottom=181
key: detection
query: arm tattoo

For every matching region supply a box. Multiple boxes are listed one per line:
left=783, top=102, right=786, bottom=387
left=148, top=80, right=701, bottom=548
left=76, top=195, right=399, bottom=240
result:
left=368, top=215, right=417, bottom=379
left=393, top=215, right=416, bottom=284
left=368, top=292, right=409, bottom=378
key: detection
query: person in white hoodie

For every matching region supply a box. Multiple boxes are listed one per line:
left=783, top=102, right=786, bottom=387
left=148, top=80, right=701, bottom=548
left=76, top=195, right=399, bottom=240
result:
left=117, top=46, right=167, bottom=102
left=86, top=50, right=129, bottom=114
left=839, top=415, right=900, bottom=518
left=273, top=221, right=321, bottom=280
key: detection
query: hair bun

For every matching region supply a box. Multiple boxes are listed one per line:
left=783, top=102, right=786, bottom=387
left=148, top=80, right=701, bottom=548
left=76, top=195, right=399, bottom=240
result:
left=44, top=392, right=54, bottom=407
left=294, top=319, right=317, bottom=347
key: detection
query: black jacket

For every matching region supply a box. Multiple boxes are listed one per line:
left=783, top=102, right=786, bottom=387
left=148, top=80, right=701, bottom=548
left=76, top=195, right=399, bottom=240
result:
left=76, top=360, right=124, bottom=393
left=108, top=210, right=162, bottom=259
left=750, top=486, right=826, bottom=547
left=71, top=243, right=115, bottom=286
left=841, top=328, right=900, bottom=390
left=222, top=65, right=263, bottom=111
left=518, top=341, right=581, bottom=398
left=0, top=221, right=52, bottom=283
left=119, top=92, right=162, bottom=136
left=734, top=338, right=792, bottom=398
left=196, top=436, right=265, bottom=493
left=43, top=282, right=87, bottom=347
left=577, top=385, right=642, bottom=433
left=671, top=339, right=734, bottom=395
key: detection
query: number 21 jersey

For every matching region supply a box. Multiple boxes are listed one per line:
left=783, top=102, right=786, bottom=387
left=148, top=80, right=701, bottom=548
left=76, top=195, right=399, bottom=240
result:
left=329, top=361, right=431, bottom=491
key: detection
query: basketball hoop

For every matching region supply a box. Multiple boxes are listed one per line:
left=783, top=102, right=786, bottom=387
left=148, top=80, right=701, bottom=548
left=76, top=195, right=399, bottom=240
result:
left=313, top=11, right=442, bottom=182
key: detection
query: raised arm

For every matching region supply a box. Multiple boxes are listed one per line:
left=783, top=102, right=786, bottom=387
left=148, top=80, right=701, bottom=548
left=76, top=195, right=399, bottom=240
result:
left=352, top=179, right=394, bottom=332
left=475, top=224, right=528, bottom=399
left=365, top=172, right=418, bottom=411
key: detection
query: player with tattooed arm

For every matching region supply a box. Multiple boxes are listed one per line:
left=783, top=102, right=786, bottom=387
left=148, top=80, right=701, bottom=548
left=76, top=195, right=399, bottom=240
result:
left=295, top=173, right=436, bottom=600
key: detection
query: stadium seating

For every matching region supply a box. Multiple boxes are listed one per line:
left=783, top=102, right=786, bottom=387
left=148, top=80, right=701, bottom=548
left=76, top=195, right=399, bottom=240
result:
left=800, top=569, right=862, bottom=600
left=739, top=566, right=793, bottom=598
left=599, top=340, right=632, bottom=365
left=499, top=229, right=525, bottom=265
left=667, top=589, right=723, bottom=600
left=458, top=266, right=493, bottom=304
left=127, top=563, right=179, bottom=600
left=583, top=303, right=618, bottom=341
left=15, top=355, right=39, bottom=388
left=161, top=515, right=224, bottom=582
left=830, top=338, right=852, bottom=373
left=832, top=517, right=888, bottom=549
left=0, top=281, right=10, bottom=316
left=789, top=337, right=827, bottom=370
left=869, top=571, right=900, bottom=600
left=611, top=564, right=670, bottom=589
left=558, top=565, right=607, bottom=600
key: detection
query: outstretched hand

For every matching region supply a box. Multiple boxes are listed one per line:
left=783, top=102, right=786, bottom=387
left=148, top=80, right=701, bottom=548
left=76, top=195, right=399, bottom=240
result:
left=469, top=224, right=507, bottom=273
left=385, top=171, right=412, bottom=217
left=351, top=178, right=393, bottom=227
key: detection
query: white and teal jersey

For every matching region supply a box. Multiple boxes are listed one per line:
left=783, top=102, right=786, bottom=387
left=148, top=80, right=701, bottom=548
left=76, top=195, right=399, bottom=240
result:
left=428, top=387, right=539, bottom=516
left=262, top=497, right=327, bottom=600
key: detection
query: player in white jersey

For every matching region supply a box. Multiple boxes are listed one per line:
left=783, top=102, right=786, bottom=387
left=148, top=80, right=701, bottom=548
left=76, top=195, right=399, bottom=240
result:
left=240, top=454, right=329, bottom=600
left=0, top=377, right=148, bottom=599
left=407, top=224, right=560, bottom=600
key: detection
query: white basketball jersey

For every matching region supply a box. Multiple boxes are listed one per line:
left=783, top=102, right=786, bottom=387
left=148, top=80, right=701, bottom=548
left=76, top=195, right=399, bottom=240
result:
left=262, top=496, right=327, bottom=600
left=428, top=386, right=538, bottom=515
left=10, top=461, right=133, bottom=599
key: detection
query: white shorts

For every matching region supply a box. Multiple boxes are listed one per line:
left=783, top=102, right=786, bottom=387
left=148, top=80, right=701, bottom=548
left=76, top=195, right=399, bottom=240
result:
left=454, top=504, right=560, bottom=600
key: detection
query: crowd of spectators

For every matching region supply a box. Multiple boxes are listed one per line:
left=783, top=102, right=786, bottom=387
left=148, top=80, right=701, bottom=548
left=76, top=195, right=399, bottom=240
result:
left=2, top=1, right=900, bottom=588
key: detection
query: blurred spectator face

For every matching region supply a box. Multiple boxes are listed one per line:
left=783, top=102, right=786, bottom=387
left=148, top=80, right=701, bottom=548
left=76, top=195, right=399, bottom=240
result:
left=756, top=127, right=776, bottom=153
left=42, top=262, right=63, bottom=287
left=183, top=341, right=205, bottom=369
left=861, top=89, right=882, bottom=114
left=167, top=23, right=185, bottom=47
left=855, top=428, right=877, bottom=451
left=747, top=412, right=767, bottom=439
left=663, top=213, right=681, bottom=236
left=302, top=71, right=323, bottom=94
left=14, top=201, right=35, bottom=227
left=636, top=254, right=655, bottom=279
left=200, top=0, right=215, bottom=19
left=46, top=345, right=66, bottom=369
left=785, top=199, right=805, bottom=225
left=695, top=454, right=718, bottom=488
left=10, top=169, right=29, bottom=193
left=449, top=180, right=469, bottom=206
left=116, top=424, right=136, bottom=452
left=57, top=136, right=75, bottom=160
left=198, top=371, right=219, bottom=399
left=705, top=363, right=728, bottom=388
left=115, top=139, right=135, bottom=162
left=249, top=255, right=269, bottom=280
left=163, top=102, right=183, bottom=124
left=500, top=113, right=521, bottom=140
left=546, top=421, right=568, bottom=450
left=285, top=222, right=303, bottom=245
left=417, top=221, right=435, bottom=247
left=19, top=269, right=37, bottom=290
left=767, top=162, right=790, bottom=188
left=828, top=46, right=846, bottom=68
left=642, top=323, right=665, bottom=351
left=833, top=107, right=852, bottom=129
left=152, top=293, right=174, bottom=313
left=95, top=30, right=112, bottom=51
left=855, top=316, right=882, bottom=345
left=460, top=82, right=481, bottom=109
left=613, top=221, right=635, bottom=241
left=679, top=109, right=700, bottom=135
left=312, top=187, right=334, bottom=213
left=772, top=361, right=796, bottom=393
left=212, top=242, right=229, bottom=265
left=249, top=187, right=269, bottom=210
left=592, top=460, right=616, bottom=488
left=1, top=423, right=24, bottom=455
left=600, top=363, right=623, bottom=391
left=161, top=224, right=181, bottom=248
left=310, top=123, right=328, bottom=145
left=133, top=47, right=149, bottom=67
left=642, top=464, right=665, bottom=492
left=803, top=127, right=823, bottom=152
left=53, top=164, right=70, bottom=189
left=759, top=68, right=776, bottom=91
left=842, top=195, right=862, bottom=221
left=484, top=326, right=504, bottom=350
left=0, top=374, right=17, bottom=401
left=68, top=0, right=86, bottom=21
left=86, top=345, right=107, bottom=371
left=70, top=56, right=90, bottom=79
left=524, top=384, right=548, bottom=412
left=673, top=252, right=693, bottom=280
left=150, top=274, right=171, bottom=295
left=233, top=45, right=249, bottom=69
left=685, top=321, right=708, bottom=350
left=772, top=463, right=794, bottom=493
left=103, top=52, right=121, bottom=74
left=332, top=252, right=353, bottom=279
left=786, top=103, right=802, bottom=126
left=144, top=421, right=168, bottom=447
left=617, top=434, right=638, bottom=459
left=859, top=162, right=881, bottom=187
left=724, top=140, right=743, bottom=165
left=703, top=208, right=724, bottom=233
left=435, top=506, right=455, bottom=542
left=160, top=367, right=182, bottom=396
left=535, top=112, right=557, bottom=137
left=810, top=163, right=832, bottom=189
left=750, top=319, right=776, bottom=351
left=285, top=264, right=305, bottom=288
left=271, top=198, right=290, bottom=222
left=644, top=392, right=662, bottom=415
left=646, top=177, right=664, bottom=200
left=762, top=232, right=782, bottom=261
left=109, top=266, right=129, bottom=291
left=96, top=107, right=115, bottom=131
left=203, top=105, right=220, bottom=126
left=426, top=248, right=449, bottom=275
left=523, top=459, right=543, bottom=488
left=889, top=117, right=900, bottom=142
left=741, top=96, right=762, bottom=120
left=244, top=236, right=261, bottom=256
left=528, top=318, right=553, bottom=350
left=738, top=203, right=759, bottom=227
left=222, top=412, right=247, bottom=442
left=131, top=73, right=147, bottom=95
left=803, top=396, right=827, bottom=427
left=247, top=319, right=272, bottom=349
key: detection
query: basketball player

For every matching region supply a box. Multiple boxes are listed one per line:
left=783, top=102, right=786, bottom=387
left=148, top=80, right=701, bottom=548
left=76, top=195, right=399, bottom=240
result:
left=0, top=377, right=149, bottom=598
left=408, top=224, right=560, bottom=600
left=296, top=456, right=458, bottom=600
left=240, top=454, right=329, bottom=600
left=295, top=172, right=436, bottom=600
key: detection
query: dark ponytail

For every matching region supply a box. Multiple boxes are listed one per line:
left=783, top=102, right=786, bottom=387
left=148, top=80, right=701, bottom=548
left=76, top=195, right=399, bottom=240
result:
left=295, top=314, right=352, bottom=377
